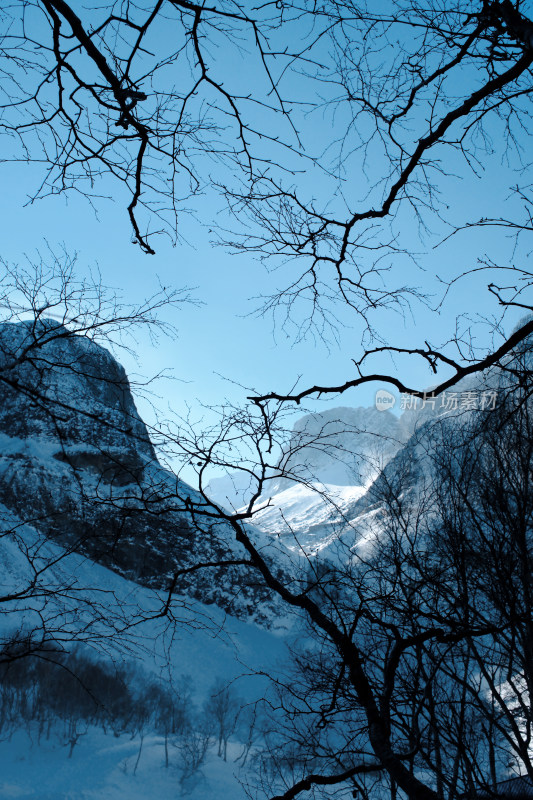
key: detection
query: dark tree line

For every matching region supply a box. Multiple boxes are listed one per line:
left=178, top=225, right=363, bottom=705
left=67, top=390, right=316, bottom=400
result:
left=0, top=644, right=247, bottom=783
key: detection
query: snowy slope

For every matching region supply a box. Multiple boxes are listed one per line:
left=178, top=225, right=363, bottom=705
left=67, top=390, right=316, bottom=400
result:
left=0, top=511, right=291, bottom=684
left=249, top=482, right=367, bottom=556
left=0, top=728, right=257, bottom=800
left=0, top=512, right=292, bottom=800
left=0, top=319, right=285, bottom=624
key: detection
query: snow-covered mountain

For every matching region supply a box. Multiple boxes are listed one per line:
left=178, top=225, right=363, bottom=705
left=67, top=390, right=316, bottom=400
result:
left=0, top=320, right=282, bottom=624
left=208, top=405, right=405, bottom=508
left=206, top=353, right=519, bottom=557
left=207, top=405, right=409, bottom=554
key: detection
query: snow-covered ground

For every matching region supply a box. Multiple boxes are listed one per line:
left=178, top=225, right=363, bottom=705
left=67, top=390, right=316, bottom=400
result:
left=0, top=513, right=292, bottom=799
left=0, top=727, right=250, bottom=800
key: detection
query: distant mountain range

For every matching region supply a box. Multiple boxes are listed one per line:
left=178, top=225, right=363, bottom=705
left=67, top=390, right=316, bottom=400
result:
left=207, top=341, right=520, bottom=559
left=1, top=317, right=524, bottom=613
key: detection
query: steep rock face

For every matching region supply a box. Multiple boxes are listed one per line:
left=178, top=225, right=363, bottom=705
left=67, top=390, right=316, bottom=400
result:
left=0, top=321, right=279, bottom=624
left=0, top=319, right=153, bottom=460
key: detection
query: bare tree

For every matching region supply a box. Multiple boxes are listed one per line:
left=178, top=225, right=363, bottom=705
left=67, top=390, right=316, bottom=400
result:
left=427, top=376, right=533, bottom=788
left=4, top=4, right=533, bottom=799
left=204, top=676, right=242, bottom=761
left=225, top=367, right=533, bottom=800
left=0, top=0, right=300, bottom=254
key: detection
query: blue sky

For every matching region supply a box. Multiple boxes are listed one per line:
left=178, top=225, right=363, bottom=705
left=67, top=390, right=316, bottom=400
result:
left=0, top=154, right=524, bottom=423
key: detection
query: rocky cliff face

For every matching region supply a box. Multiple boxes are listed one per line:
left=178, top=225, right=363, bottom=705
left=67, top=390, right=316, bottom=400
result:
left=0, top=320, right=279, bottom=624
left=280, top=405, right=405, bottom=487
